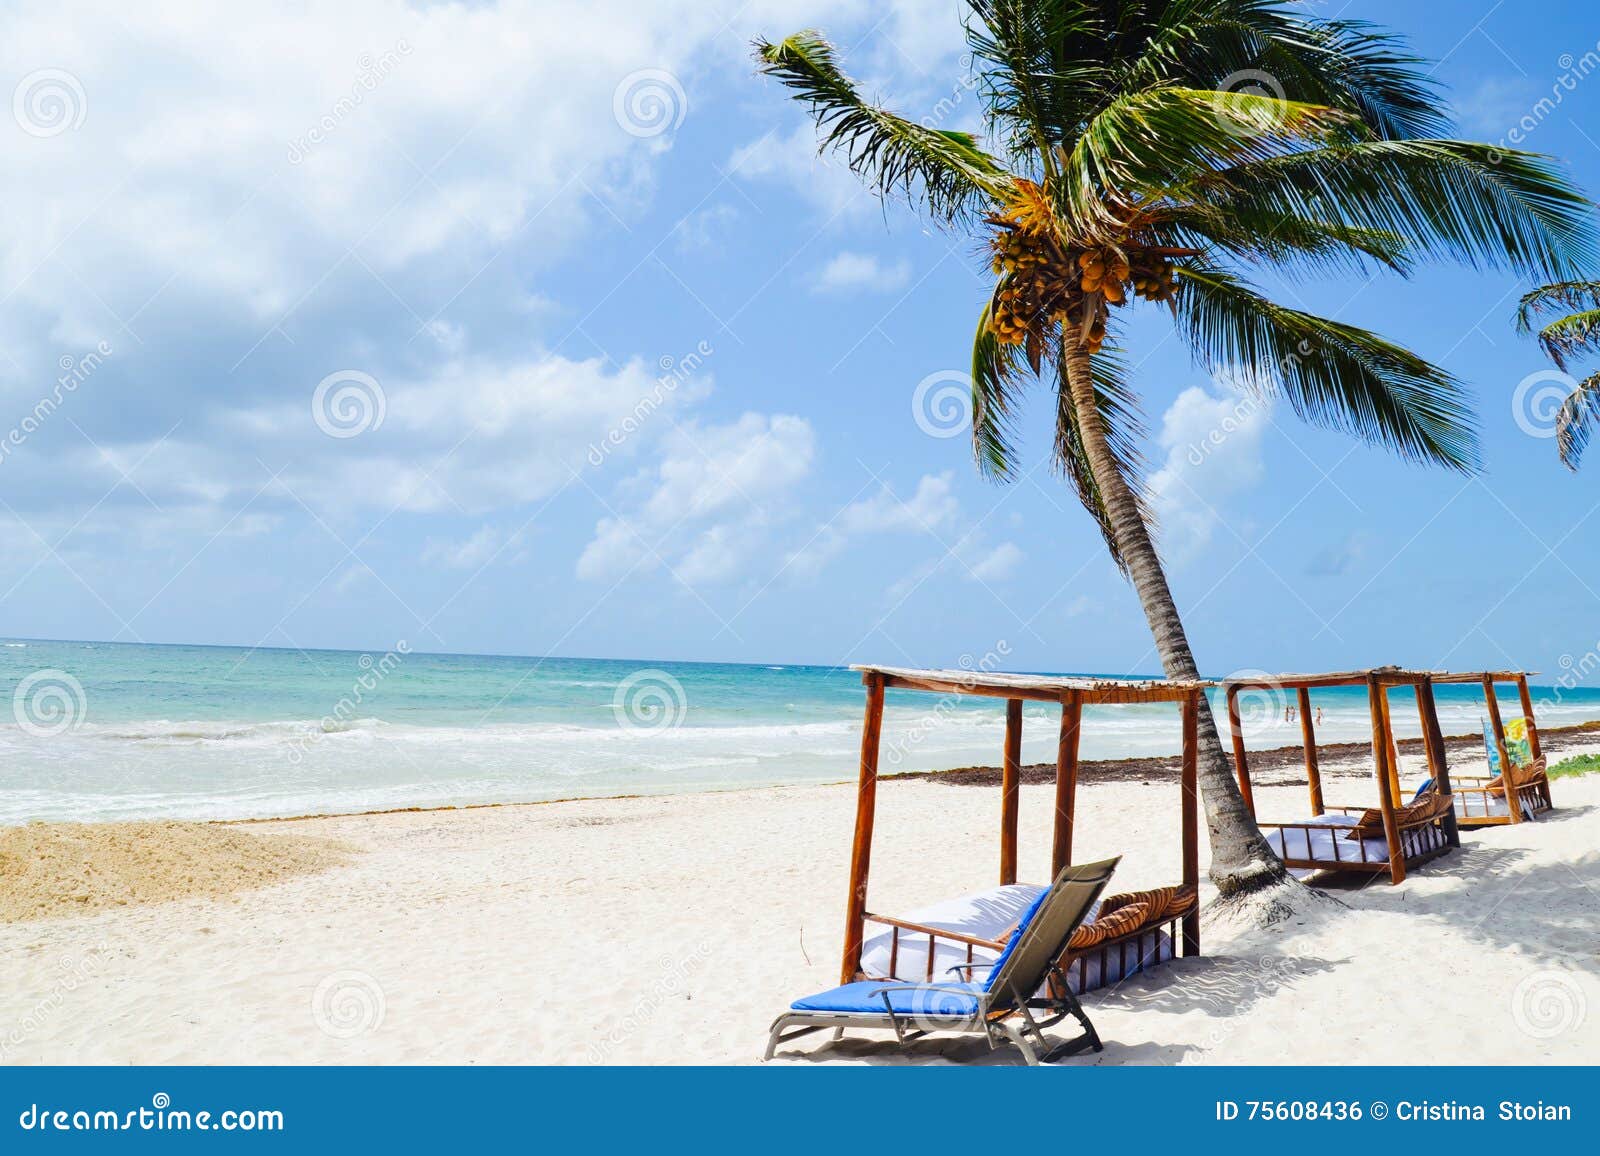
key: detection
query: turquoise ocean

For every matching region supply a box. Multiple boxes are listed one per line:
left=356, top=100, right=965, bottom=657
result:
left=3, top=638, right=1596, bottom=825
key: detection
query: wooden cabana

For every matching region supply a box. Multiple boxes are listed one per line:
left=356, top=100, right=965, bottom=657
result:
left=1224, top=668, right=1460, bottom=884
left=1429, top=671, right=1553, bottom=827
left=839, top=665, right=1204, bottom=993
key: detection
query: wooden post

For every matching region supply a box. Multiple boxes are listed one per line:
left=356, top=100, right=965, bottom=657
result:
left=1225, top=684, right=1255, bottom=816
left=1367, top=675, right=1406, bottom=884
left=1051, top=693, right=1082, bottom=877
left=1483, top=675, right=1520, bottom=824
left=1378, top=687, right=1403, bottom=805
left=1297, top=686, right=1323, bottom=815
left=841, top=673, right=885, bottom=983
left=1417, top=680, right=1460, bottom=849
left=1000, top=698, right=1022, bottom=885
left=1180, top=691, right=1201, bottom=956
left=1517, top=674, right=1544, bottom=762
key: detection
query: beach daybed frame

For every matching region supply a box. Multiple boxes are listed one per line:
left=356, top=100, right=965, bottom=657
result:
left=838, top=665, right=1204, bottom=992
left=1430, top=670, right=1552, bottom=828
left=1223, top=668, right=1460, bottom=885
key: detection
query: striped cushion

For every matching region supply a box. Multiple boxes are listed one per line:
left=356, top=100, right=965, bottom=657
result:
left=1487, top=757, right=1547, bottom=795
left=1099, top=884, right=1198, bottom=924
left=1346, top=790, right=1451, bottom=840
left=1067, top=900, right=1149, bottom=949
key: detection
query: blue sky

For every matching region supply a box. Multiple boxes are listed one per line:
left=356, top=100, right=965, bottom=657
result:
left=2, top=0, right=1600, bottom=679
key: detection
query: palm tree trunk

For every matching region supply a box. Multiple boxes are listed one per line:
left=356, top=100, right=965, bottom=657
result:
left=1061, top=338, right=1288, bottom=896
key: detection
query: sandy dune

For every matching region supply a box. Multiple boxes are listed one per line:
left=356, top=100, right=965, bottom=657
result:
left=2, top=751, right=1595, bottom=1065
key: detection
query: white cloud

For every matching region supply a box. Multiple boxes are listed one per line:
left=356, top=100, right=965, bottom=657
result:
left=671, top=203, right=739, bottom=255
left=1, top=4, right=645, bottom=355
left=840, top=472, right=961, bottom=534
left=422, top=525, right=522, bottom=570
left=576, top=412, right=816, bottom=585
left=333, top=562, right=375, bottom=593
left=70, top=351, right=712, bottom=520
left=966, top=539, right=1022, bottom=581
left=815, top=251, right=912, bottom=294
left=0, top=0, right=976, bottom=607
left=788, top=471, right=1020, bottom=590
left=1453, top=76, right=1537, bottom=137
left=0, top=0, right=927, bottom=382
left=787, top=472, right=958, bottom=576
left=1147, top=383, right=1270, bottom=560
left=728, top=125, right=873, bottom=221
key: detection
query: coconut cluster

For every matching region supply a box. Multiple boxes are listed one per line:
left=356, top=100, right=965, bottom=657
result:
left=987, top=183, right=1178, bottom=355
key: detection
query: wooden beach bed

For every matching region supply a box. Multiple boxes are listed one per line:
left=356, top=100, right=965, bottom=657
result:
left=839, top=666, right=1204, bottom=995
left=1223, top=668, right=1460, bottom=885
left=1429, top=671, right=1554, bottom=828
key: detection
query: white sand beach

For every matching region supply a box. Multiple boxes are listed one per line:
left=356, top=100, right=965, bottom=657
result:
left=2, top=747, right=1596, bottom=1066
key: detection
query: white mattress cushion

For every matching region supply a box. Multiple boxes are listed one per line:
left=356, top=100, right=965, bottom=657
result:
left=858, top=883, right=1172, bottom=994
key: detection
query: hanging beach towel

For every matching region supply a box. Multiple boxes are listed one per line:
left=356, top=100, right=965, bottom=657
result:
left=1481, top=714, right=1501, bottom=775
left=1505, top=716, right=1533, bottom=768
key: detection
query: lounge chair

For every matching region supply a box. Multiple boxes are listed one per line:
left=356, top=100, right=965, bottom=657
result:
left=764, top=857, right=1120, bottom=1065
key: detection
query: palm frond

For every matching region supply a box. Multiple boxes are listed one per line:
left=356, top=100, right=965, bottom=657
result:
left=1533, top=308, right=1600, bottom=373
left=1517, top=280, right=1600, bottom=324
left=1156, top=204, right=1413, bottom=277
left=1181, top=140, right=1599, bottom=280
left=1287, top=18, right=1451, bottom=139
left=1513, top=281, right=1600, bottom=372
left=1175, top=263, right=1481, bottom=472
left=971, top=297, right=1029, bottom=479
left=963, top=0, right=1106, bottom=162
left=1059, top=86, right=1358, bottom=236
left=755, top=32, right=1010, bottom=223
left=1123, top=5, right=1448, bottom=139
left=1558, top=370, right=1600, bottom=469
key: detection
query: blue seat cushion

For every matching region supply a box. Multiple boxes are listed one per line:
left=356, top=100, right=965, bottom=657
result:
left=789, top=981, right=984, bottom=1017
left=981, top=886, right=1053, bottom=989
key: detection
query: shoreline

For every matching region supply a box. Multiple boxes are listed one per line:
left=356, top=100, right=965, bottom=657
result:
left=123, top=720, right=1600, bottom=827
left=10, top=720, right=1597, bottom=831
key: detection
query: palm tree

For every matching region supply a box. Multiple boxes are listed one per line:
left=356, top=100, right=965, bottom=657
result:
left=755, top=1, right=1594, bottom=902
left=1516, top=281, right=1600, bottom=467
